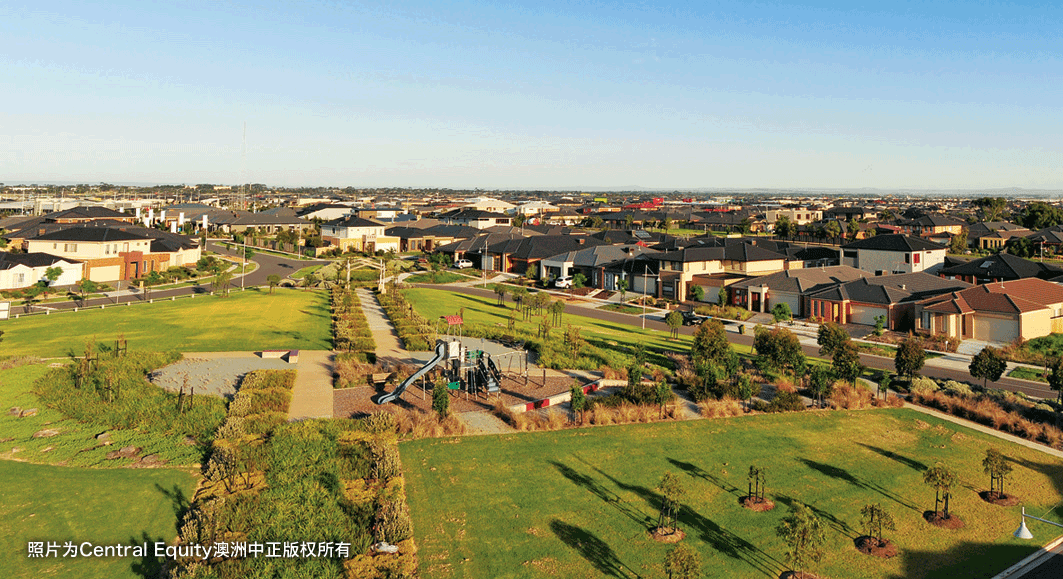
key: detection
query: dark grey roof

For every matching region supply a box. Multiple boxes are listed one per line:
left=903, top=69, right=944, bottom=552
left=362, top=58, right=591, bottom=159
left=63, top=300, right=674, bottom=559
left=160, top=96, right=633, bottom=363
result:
left=939, top=252, right=1062, bottom=281
left=654, top=242, right=788, bottom=263
left=323, top=215, right=384, bottom=228
left=841, top=234, right=945, bottom=252
left=443, top=209, right=511, bottom=220
left=544, top=244, right=659, bottom=267
left=809, top=272, right=971, bottom=305
left=32, top=227, right=144, bottom=242
left=730, top=266, right=867, bottom=294
left=0, top=252, right=77, bottom=270
left=46, top=206, right=130, bottom=220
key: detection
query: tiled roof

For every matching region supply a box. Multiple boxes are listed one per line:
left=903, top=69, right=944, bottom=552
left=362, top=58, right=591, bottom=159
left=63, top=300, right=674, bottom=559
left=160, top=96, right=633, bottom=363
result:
left=0, top=252, right=77, bottom=270
left=729, top=265, right=867, bottom=294
left=939, top=252, right=1062, bottom=281
left=919, top=278, right=1063, bottom=314
left=842, top=234, right=945, bottom=252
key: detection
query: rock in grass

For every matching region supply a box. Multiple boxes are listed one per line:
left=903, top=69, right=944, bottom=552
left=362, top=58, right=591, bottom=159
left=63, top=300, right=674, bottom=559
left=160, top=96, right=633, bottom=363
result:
left=32, top=429, right=59, bottom=438
left=20, top=408, right=38, bottom=418
left=7, top=407, right=21, bottom=417
left=106, top=445, right=141, bottom=459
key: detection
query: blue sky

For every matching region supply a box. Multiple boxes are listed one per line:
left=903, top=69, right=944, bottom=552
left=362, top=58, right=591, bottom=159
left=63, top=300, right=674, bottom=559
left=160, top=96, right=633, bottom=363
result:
left=2, top=1, right=1061, bottom=189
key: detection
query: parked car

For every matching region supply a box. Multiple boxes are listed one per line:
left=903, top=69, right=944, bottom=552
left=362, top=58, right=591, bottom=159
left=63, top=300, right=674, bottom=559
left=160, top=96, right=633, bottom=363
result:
left=554, top=276, right=573, bottom=289
left=681, top=309, right=710, bottom=326
left=454, top=259, right=474, bottom=269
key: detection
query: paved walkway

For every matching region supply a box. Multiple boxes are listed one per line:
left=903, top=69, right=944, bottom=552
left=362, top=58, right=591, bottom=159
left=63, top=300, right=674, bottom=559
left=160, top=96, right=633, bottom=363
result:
left=288, top=350, right=334, bottom=420
left=356, top=288, right=408, bottom=363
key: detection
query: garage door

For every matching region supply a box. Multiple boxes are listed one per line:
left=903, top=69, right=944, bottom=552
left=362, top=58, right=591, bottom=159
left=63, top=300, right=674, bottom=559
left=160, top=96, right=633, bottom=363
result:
left=850, top=304, right=886, bottom=326
left=89, top=265, right=120, bottom=282
left=772, top=292, right=802, bottom=316
left=974, top=316, right=1018, bottom=343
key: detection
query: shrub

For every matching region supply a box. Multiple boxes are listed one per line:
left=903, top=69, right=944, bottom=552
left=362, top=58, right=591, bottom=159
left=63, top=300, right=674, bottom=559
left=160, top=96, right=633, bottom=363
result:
left=699, top=399, right=743, bottom=418
left=942, top=380, right=974, bottom=398
left=910, top=377, right=940, bottom=394
left=374, top=494, right=413, bottom=543
left=830, top=383, right=873, bottom=410
left=768, top=390, right=806, bottom=412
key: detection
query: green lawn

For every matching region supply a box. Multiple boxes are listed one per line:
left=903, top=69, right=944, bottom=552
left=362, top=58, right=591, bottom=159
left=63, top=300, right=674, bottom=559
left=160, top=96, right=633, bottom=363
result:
left=404, top=288, right=696, bottom=362
left=403, top=409, right=1063, bottom=579
left=0, top=460, right=197, bottom=579
left=600, top=303, right=645, bottom=315
left=1008, top=366, right=1048, bottom=383
left=0, top=289, right=332, bottom=357
left=405, top=271, right=466, bottom=284
left=290, top=264, right=323, bottom=279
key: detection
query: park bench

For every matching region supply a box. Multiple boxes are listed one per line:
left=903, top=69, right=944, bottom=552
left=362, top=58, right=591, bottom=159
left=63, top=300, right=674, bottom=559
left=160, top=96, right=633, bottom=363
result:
left=367, top=372, right=398, bottom=388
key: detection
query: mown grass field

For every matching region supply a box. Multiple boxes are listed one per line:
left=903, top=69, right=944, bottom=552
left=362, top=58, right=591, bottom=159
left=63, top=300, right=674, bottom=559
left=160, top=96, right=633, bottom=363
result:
left=403, top=409, right=1063, bottom=579
left=0, top=288, right=331, bottom=357
left=0, top=459, right=197, bottom=579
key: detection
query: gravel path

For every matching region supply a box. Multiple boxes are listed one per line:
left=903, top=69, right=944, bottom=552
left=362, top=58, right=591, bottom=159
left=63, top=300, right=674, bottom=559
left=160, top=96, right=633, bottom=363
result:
left=150, top=353, right=295, bottom=398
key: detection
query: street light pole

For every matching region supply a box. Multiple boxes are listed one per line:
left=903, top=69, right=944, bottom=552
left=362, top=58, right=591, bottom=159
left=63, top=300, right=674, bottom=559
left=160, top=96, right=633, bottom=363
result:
left=1014, top=506, right=1063, bottom=539
left=642, top=262, right=647, bottom=330
left=241, top=236, right=246, bottom=291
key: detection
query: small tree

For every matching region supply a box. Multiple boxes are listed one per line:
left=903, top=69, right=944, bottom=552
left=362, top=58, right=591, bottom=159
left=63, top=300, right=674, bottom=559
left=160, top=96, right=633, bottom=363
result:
left=77, top=278, right=99, bottom=302
left=753, top=327, right=805, bottom=375
left=572, top=272, right=587, bottom=289
left=1049, top=357, right=1063, bottom=404
left=717, top=286, right=728, bottom=305
left=737, top=373, right=756, bottom=411
left=969, top=346, right=1007, bottom=389
left=432, top=376, right=450, bottom=419
left=266, top=274, right=281, bottom=294
left=771, top=302, right=792, bottom=325
left=860, top=503, right=896, bottom=547
left=617, top=278, right=628, bottom=302
left=776, top=503, right=826, bottom=575
left=691, top=285, right=705, bottom=302
left=302, top=272, right=318, bottom=291
left=570, top=383, right=587, bottom=424
left=550, top=299, right=566, bottom=326
left=747, top=465, right=767, bottom=502
left=817, top=321, right=850, bottom=357
left=832, top=341, right=863, bottom=386
left=664, top=543, right=701, bottom=579
left=873, top=315, right=886, bottom=336
left=895, top=337, right=926, bottom=380
left=982, top=448, right=1013, bottom=499
left=493, top=283, right=509, bottom=306
left=655, top=380, right=672, bottom=419
left=656, top=472, right=685, bottom=533
left=665, top=310, right=683, bottom=339
left=691, top=319, right=731, bottom=366
left=808, top=365, right=834, bottom=408
left=44, top=266, right=63, bottom=286
left=525, top=263, right=537, bottom=281
left=878, top=371, right=894, bottom=401
left=923, top=463, right=958, bottom=518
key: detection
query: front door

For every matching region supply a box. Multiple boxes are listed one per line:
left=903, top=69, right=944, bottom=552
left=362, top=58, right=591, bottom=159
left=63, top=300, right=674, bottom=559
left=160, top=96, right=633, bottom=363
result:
left=751, top=291, right=761, bottom=312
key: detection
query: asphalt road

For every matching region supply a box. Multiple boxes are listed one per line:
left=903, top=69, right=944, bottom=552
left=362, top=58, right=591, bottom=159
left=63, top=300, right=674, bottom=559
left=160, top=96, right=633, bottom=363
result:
left=15, top=242, right=332, bottom=313
left=415, top=284, right=1059, bottom=400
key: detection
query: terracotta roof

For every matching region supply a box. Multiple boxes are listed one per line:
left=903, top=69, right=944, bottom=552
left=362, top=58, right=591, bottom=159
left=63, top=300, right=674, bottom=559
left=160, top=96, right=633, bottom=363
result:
left=919, top=278, right=1063, bottom=314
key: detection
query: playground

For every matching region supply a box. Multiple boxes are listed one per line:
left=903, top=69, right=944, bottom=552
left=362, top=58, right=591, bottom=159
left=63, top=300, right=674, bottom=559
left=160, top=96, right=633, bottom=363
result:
left=333, top=333, right=583, bottom=418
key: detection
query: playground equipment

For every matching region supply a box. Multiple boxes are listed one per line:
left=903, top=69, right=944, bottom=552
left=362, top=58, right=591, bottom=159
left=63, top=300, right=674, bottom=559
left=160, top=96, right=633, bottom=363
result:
left=373, top=338, right=506, bottom=405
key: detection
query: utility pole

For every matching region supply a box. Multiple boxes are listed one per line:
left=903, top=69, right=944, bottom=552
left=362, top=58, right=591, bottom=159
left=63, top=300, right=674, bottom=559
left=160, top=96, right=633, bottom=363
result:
left=642, top=261, right=648, bottom=330
left=241, top=236, right=246, bottom=291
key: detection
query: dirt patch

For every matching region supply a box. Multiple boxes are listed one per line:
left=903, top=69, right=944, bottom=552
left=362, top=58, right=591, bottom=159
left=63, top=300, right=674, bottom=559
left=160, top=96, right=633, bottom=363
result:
left=650, top=527, right=686, bottom=543
left=923, top=511, right=965, bottom=529
left=855, top=536, right=898, bottom=558
left=522, top=557, right=559, bottom=574
left=739, top=496, right=775, bottom=512
left=979, top=491, right=1021, bottom=506
left=914, top=419, right=930, bottom=430
left=780, top=572, right=823, bottom=579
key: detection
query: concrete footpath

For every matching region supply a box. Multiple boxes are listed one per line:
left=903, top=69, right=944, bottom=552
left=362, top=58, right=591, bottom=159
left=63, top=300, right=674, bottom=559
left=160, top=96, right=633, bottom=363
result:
left=287, top=350, right=334, bottom=420
left=356, top=288, right=409, bottom=364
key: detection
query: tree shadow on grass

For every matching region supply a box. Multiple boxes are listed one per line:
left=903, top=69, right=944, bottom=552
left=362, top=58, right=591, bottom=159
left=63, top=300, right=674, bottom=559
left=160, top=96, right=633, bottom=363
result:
left=856, top=443, right=928, bottom=472
left=584, top=461, right=784, bottom=578
left=774, top=493, right=856, bottom=537
left=666, top=457, right=743, bottom=497
left=550, top=520, right=638, bottom=578
left=549, top=461, right=650, bottom=527
left=797, top=458, right=922, bottom=513
left=155, top=483, right=190, bottom=533
left=128, top=531, right=166, bottom=578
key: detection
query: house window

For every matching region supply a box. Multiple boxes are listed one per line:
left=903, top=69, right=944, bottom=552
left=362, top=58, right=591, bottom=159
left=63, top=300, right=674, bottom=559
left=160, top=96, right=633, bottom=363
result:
left=922, top=312, right=931, bottom=329
left=64, top=243, right=77, bottom=252
left=843, top=250, right=857, bottom=259
left=904, top=253, right=910, bottom=264
left=914, top=253, right=920, bottom=264
left=14, top=273, right=25, bottom=285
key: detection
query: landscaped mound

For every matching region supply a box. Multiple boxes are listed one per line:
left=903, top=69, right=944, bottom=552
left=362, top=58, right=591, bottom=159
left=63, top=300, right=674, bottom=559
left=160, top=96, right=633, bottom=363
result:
left=923, top=511, right=965, bottom=529
left=855, top=536, right=898, bottom=558
left=739, top=496, right=776, bottom=512
left=979, top=491, right=1021, bottom=506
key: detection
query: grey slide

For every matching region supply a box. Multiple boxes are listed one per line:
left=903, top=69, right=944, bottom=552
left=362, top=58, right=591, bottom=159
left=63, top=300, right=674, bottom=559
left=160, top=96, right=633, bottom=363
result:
left=373, top=341, right=447, bottom=405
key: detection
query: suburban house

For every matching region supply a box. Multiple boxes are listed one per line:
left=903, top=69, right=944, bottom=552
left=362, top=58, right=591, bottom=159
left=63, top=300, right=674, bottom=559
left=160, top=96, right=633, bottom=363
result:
left=841, top=234, right=947, bottom=275
left=461, top=197, right=516, bottom=214
left=440, top=209, right=512, bottom=229
left=896, top=214, right=966, bottom=237
left=727, top=265, right=868, bottom=315
left=806, top=272, right=972, bottom=330
left=915, top=278, right=1063, bottom=343
left=824, top=206, right=878, bottom=221
left=25, top=226, right=202, bottom=282
left=600, top=253, right=660, bottom=294
left=385, top=224, right=480, bottom=252
left=539, top=244, right=659, bottom=287
left=652, top=242, right=793, bottom=301
left=938, top=252, right=1062, bottom=285
left=478, top=235, right=607, bottom=275
left=0, top=253, right=83, bottom=290
left=297, top=203, right=355, bottom=221
left=208, top=211, right=312, bottom=235
left=436, top=233, right=527, bottom=269
left=320, top=216, right=399, bottom=253
left=0, top=206, right=138, bottom=249
left=967, top=222, right=1031, bottom=250
left=764, top=208, right=823, bottom=228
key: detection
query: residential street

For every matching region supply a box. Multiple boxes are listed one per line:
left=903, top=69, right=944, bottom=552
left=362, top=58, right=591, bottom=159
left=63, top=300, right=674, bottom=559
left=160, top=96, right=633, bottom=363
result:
left=414, top=284, right=1060, bottom=400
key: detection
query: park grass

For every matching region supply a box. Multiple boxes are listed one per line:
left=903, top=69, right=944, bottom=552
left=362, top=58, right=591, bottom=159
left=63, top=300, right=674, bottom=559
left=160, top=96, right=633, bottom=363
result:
left=600, top=303, right=645, bottom=315
left=402, top=408, right=1063, bottom=579
left=0, top=363, right=213, bottom=466
left=0, top=288, right=331, bottom=358
left=405, top=271, right=466, bottom=284
left=290, top=264, right=323, bottom=279
left=404, top=288, right=698, bottom=364
left=0, top=459, right=197, bottom=579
